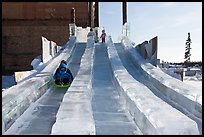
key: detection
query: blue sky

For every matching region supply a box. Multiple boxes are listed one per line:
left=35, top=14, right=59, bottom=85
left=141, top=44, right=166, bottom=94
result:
left=99, top=2, right=202, bottom=63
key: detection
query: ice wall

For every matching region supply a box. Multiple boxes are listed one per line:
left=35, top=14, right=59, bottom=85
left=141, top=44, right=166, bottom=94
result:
left=76, top=27, right=90, bottom=42
left=106, top=36, right=199, bottom=135
left=42, top=36, right=61, bottom=63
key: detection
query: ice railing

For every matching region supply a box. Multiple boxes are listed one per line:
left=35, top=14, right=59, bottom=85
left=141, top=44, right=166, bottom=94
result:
left=71, top=23, right=103, bottom=43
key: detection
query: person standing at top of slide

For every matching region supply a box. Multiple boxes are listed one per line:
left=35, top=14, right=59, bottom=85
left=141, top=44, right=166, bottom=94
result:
left=100, top=29, right=106, bottom=43
left=87, top=28, right=97, bottom=43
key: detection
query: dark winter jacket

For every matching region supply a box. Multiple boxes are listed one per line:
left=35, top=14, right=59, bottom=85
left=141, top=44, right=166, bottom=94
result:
left=53, top=63, right=73, bottom=82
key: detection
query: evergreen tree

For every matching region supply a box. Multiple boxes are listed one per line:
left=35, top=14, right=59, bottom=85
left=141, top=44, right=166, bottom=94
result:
left=184, top=32, right=192, bottom=66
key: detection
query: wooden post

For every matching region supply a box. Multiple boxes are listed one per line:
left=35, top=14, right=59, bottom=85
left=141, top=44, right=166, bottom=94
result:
left=122, top=2, right=127, bottom=25
left=89, top=2, right=94, bottom=28
left=71, top=8, right=75, bottom=23
left=94, top=2, right=99, bottom=27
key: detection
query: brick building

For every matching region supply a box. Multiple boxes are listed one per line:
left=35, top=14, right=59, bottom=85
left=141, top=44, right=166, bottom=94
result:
left=2, top=2, right=98, bottom=75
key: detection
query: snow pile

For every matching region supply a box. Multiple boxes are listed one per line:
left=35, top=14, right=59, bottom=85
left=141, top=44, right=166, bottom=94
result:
left=159, top=67, right=202, bottom=92
left=183, top=73, right=202, bottom=92
left=31, top=55, right=43, bottom=69
left=184, top=73, right=202, bottom=81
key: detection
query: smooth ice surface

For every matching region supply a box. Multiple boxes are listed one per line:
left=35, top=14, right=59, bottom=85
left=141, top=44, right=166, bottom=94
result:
left=4, top=87, right=66, bottom=135
left=91, top=43, right=142, bottom=135
left=3, top=37, right=86, bottom=135
left=2, top=36, right=77, bottom=133
left=51, top=36, right=95, bottom=135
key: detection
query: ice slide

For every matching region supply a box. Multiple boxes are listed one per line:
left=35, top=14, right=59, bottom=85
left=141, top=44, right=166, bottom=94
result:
left=118, top=36, right=202, bottom=134
left=115, top=42, right=202, bottom=134
left=3, top=39, right=87, bottom=134
left=2, top=34, right=201, bottom=135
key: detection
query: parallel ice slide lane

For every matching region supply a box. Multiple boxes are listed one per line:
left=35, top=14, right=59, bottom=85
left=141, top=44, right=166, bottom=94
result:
left=67, top=42, right=87, bottom=78
left=4, top=85, right=67, bottom=135
left=107, top=37, right=199, bottom=134
left=115, top=43, right=166, bottom=100
left=2, top=37, right=77, bottom=134
left=114, top=43, right=202, bottom=134
left=4, top=42, right=86, bottom=135
left=51, top=37, right=95, bottom=135
left=91, top=43, right=142, bottom=135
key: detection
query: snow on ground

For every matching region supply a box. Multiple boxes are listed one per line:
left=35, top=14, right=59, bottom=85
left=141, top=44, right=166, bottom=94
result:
left=159, top=67, right=202, bottom=93
left=2, top=56, right=43, bottom=91
left=183, top=74, right=202, bottom=91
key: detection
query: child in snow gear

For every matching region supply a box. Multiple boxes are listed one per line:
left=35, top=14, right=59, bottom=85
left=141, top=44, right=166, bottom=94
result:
left=100, top=29, right=106, bottom=43
left=53, top=60, right=73, bottom=85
